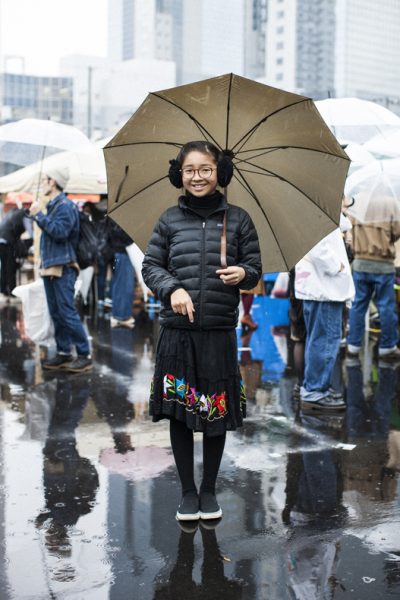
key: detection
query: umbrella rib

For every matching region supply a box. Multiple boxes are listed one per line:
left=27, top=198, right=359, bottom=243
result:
left=104, top=141, right=184, bottom=150
left=150, top=92, right=222, bottom=149
left=234, top=145, right=350, bottom=162
left=237, top=158, right=343, bottom=218
left=109, top=174, right=170, bottom=210
left=225, top=73, right=233, bottom=151
left=231, top=168, right=290, bottom=271
left=231, top=98, right=310, bottom=153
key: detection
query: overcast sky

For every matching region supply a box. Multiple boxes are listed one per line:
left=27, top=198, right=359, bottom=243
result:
left=0, top=0, right=108, bottom=76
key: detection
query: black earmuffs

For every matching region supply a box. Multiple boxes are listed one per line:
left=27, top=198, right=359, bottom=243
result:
left=168, top=151, right=235, bottom=189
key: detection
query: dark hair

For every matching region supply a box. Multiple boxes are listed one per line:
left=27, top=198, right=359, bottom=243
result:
left=168, top=140, right=234, bottom=189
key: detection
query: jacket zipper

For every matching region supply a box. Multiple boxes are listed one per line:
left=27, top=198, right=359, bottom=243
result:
left=199, top=220, right=206, bottom=328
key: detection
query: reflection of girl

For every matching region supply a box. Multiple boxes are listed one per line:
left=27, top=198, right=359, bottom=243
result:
left=142, top=141, right=261, bottom=521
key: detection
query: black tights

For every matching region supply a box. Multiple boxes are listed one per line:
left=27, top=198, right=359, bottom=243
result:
left=169, top=418, right=226, bottom=496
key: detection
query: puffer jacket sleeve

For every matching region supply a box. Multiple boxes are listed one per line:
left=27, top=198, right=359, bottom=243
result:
left=236, top=209, right=262, bottom=289
left=141, top=211, right=183, bottom=303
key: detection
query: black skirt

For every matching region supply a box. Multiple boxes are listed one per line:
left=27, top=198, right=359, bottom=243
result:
left=149, top=327, right=246, bottom=436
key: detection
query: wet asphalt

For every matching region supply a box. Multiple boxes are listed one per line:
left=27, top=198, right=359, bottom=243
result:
left=0, top=296, right=399, bottom=600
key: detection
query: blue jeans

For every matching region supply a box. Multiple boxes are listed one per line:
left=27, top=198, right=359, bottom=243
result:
left=347, top=271, right=398, bottom=351
left=301, top=300, right=343, bottom=401
left=43, top=267, right=90, bottom=356
left=111, top=252, right=135, bottom=320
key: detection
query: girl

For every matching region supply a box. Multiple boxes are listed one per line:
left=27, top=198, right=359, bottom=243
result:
left=142, top=141, right=261, bottom=521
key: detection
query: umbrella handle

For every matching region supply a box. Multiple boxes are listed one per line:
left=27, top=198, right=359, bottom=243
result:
left=220, top=212, right=227, bottom=269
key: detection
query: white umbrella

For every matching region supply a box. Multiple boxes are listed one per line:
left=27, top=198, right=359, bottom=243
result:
left=0, top=146, right=106, bottom=195
left=365, top=130, right=400, bottom=159
left=345, top=158, right=400, bottom=223
left=344, top=142, right=376, bottom=175
left=316, top=98, right=400, bottom=145
left=0, top=118, right=94, bottom=167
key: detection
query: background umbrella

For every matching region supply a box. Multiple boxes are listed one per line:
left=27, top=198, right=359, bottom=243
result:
left=105, top=73, right=349, bottom=272
left=365, top=130, right=400, bottom=160
left=0, top=118, right=94, bottom=167
left=315, top=98, right=400, bottom=145
left=0, top=144, right=107, bottom=195
left=345, top=158, right=400, bottom=223
left=344, top=142, right=376, bottom=175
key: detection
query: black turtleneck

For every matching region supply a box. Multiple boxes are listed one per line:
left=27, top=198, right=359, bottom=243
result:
left=185, top=190, right=224, bottom=219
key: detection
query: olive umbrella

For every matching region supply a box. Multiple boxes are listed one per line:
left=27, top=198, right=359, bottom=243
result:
left=104, top=73, right=349, bottom=271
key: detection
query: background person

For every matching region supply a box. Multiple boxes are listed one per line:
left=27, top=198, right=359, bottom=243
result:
left=28, top=167, right=92, bottom=373
left=142, top=140, right=261, bottom=522
left=0, top=203, right=33, bottom=300
left=295, top=214, right=355, bottom=411
left=347, top=194, right=400, bottom=361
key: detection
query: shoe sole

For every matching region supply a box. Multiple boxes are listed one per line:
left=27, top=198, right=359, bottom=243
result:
left=65, top=365, right=93, bottom=373
left=199, top=508, right=223, bottom=520
left=42, top=362, right=73, bottom=370
left=176, top=512, right=200, bottom=521
left=301, top=401, right=346, bottom=412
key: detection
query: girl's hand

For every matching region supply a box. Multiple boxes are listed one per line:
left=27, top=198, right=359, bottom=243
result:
left=216, top=266, right=246, bottom=286
left=170, top=288, right=195, bottom=323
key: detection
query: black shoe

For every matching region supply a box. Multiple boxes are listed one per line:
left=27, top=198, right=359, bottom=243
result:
left=42, top=354, right=73, bottom=370
left=64, top=356, right=93, bottom=373
left=199, top=492, right=222, bottom=520
left=176, top=492, right=200, bottom=521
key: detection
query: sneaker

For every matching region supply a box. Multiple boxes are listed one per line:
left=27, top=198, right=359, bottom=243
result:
left=110, top=316, right=135, bottom=329
left=64, top=356, right=93, bottom=373
left=199, top=492, right=223, bottom=520
left=379, top=348, right=400, bottom=362
left=328, top=388, right=344, bottom=400
left=346, top=348, right=359, bottom=359
left=176, top=492, right=200, bottom=521
left=42, top=354, right=73, bottom=370
left=301, top=394, right=346, bottom=412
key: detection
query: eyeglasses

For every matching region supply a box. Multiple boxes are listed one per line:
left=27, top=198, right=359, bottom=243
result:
left=180, top=167, right=216, bottom=179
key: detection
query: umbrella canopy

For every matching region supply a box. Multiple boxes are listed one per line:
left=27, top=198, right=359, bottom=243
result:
left=0, top=145, right=107, bottom=195
left=365, top=130, right=400, bottom=159
left=315, top=98, right=400, bottom=145
left=345, top=158, right=400, bottom=223
left=344, top=142, right=376, bottom=175
left=105, top=73, right=349, bottom=272
left=0, top=118, right=94, bottom=167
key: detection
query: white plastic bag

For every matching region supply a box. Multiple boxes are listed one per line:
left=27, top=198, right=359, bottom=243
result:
left=13, top=278, right=54, bottom=344
left=75, top=266, right=94, bottom=303
left=126, top=243, right=151, bottom=302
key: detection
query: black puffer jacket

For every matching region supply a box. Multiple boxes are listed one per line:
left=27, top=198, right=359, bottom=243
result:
left=142, top=195, right=262, bottom=330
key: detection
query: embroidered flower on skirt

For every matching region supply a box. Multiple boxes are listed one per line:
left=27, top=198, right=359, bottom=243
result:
left=161, top=373, right=228, bottom=420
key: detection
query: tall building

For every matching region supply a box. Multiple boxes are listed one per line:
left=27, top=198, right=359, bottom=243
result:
left=265, top=0, right=400, bottom=110
left=60, top=54, right=175, bottom=138
left=108, top=0, right=267, bottom=85
left=0, top=72, right=73, bottom=124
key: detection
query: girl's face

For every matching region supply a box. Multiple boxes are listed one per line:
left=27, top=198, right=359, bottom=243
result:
left=181, top=150, right=218, bottom=197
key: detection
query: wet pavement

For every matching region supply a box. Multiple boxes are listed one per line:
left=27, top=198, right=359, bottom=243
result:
left=0, top=297, right=400, bottom=599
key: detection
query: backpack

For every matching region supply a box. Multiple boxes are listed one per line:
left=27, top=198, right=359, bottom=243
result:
left=76, top=212, right=98, bottom=269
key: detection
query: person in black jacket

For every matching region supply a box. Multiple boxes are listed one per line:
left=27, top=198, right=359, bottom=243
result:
left=142, top=140, right=262, bottom=522
left=0, top=206, right=32, bottom=299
